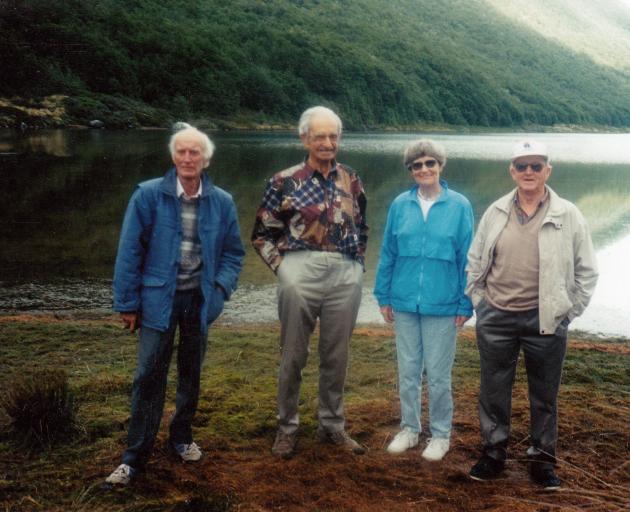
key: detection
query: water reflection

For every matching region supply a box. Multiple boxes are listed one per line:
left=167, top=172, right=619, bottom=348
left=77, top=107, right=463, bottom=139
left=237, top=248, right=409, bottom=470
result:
left=571, top=231, right=630, bottom=337
left=1, top=129, right=629, bottom=337
left=250, top=132, right=630, bottom=164
left=18, top=130, right=72, bottom=157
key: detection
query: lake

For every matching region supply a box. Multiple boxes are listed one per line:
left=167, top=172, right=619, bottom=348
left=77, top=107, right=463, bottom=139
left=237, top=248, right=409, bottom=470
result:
left=1, top=129, right=629, bottom=337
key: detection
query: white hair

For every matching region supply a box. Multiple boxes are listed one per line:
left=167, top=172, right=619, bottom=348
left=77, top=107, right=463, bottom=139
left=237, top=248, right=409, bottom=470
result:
left=298, top=106, right=343, bottom=137
left=168, top=124, right=215, bottom=164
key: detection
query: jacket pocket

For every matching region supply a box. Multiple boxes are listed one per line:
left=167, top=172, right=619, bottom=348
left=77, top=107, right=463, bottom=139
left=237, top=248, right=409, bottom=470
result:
left=142, top=275, right=168, bottom=287
left=390, top=256, right=422, bottom=307
left=140, top=274, right=171, bottom=327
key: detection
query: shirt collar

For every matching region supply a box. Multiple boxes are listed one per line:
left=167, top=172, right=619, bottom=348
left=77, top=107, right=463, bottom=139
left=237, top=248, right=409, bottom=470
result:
left=513, top=186, right=549, bottom=224
left=513, top=186, right=548, bottom=208
left=177, top=177, right=202, bottom=199
left=303, top=157, right=338, bottom=179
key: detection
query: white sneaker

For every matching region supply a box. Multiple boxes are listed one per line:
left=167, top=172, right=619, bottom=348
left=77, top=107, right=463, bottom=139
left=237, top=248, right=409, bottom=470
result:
left=105, top=464, right=136, bottom=486
left=387, top=427, right=419, bottom=454
left=173, top=441, right=202, bottom=462
left=422, top=437, right=450, bottom=461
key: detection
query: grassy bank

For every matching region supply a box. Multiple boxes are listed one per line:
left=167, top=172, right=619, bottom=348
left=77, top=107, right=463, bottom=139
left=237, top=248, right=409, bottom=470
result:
left=0, top=316, right=628, bottom=511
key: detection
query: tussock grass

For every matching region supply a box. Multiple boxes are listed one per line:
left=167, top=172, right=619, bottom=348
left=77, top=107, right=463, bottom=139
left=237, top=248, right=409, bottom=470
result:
left=1, top=369, right=77, bottom=452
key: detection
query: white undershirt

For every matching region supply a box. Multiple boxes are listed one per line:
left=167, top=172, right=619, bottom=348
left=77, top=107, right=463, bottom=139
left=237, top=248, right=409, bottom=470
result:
left=177, top=177, right=202, bottom=199
left=417, top=189, right=436, bottom=220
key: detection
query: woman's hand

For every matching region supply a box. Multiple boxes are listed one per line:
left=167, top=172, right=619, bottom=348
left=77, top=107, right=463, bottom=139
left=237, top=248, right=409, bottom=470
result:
left=380, top=305, right=394, bottom=323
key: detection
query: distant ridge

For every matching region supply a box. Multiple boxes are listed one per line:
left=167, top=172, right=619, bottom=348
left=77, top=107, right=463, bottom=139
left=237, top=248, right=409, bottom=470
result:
left=2, top=0, right=630, bottom=128
left=486, top=0, right=630, bottom=71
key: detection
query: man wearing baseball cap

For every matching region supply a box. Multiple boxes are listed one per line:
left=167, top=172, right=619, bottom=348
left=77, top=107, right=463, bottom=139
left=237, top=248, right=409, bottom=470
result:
left=465, top=140, right=598, bottom=489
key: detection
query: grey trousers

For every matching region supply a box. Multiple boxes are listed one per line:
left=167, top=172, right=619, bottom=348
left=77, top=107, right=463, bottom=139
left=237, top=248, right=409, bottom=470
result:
left=475, top=299, right=568, bottom=464
left=276, top=251, right=363, bottom=435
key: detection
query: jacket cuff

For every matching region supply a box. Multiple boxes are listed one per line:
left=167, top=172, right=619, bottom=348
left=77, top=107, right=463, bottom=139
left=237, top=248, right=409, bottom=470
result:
left=113, top=299, right=140, bottom=312
left=214, top=279, right=231, bottom=300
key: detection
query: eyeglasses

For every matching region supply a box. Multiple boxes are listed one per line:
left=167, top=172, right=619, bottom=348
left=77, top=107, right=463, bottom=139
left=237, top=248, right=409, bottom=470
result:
left=311, top=133, right=339, bottom=143
left=408, top=159, right=438, bottom=171
left=514, top=162, right=544, bottom=173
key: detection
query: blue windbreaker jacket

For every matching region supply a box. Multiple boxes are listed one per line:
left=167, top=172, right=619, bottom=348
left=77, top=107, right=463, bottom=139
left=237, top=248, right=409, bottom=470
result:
left=374, top=180, right=474, bottom=316
left=113, top=168, right=245, bottom=333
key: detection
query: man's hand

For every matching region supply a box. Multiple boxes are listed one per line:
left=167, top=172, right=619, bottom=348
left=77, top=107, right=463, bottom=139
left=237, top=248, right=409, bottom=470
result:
left=380, top=305, right=394, bottom=324
left=120, top=312, right=140, bottom=333
left=455, top=315, right=470, bottom=328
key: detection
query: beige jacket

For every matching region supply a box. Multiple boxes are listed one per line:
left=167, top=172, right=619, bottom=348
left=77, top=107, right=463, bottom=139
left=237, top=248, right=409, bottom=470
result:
left=466, top=186, right=598, bottom=334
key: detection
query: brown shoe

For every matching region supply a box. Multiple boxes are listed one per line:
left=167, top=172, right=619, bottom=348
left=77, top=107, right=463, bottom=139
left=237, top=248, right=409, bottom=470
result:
left=317, top=429, right=366, bottom=455
left=272, top=430, right=297, bottom=459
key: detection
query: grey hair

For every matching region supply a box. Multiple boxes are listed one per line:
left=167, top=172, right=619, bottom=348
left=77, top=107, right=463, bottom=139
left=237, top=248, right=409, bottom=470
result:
left=168, top=124, right=215, bottom=165
left=298, top=106, right=343, bottom=137
left=403, top=139, right=447, bottom=168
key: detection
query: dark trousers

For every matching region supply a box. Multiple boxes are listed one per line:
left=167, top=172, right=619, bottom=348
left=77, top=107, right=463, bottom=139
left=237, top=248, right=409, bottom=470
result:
left=475, top=300, right=568, bottom=465
left=122, top=289, right=207, bottom=469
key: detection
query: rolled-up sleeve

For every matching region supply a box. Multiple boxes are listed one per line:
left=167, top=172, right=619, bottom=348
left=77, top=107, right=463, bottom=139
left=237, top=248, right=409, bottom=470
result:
left=251, top=177, right=285, bottom=273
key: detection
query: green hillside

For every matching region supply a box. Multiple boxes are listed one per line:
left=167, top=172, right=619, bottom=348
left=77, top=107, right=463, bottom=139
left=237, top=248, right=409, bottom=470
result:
left=2, top=0, right=630, bottom=128
left=487, top=0, right=630, bottom=71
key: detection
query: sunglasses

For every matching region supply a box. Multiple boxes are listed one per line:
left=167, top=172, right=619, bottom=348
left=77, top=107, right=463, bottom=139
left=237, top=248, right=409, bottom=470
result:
left=514, top=162, right=544, bottom=173
left=408, top=159, right=438, bottom=171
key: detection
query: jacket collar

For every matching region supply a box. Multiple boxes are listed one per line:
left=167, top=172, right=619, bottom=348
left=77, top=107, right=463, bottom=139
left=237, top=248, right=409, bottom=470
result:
left=160, top=167, right=213, bottom=198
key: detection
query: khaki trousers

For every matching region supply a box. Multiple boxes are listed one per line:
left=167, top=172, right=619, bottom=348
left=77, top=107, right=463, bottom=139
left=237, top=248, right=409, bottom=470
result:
left=276, top=251, right=363, bottom=435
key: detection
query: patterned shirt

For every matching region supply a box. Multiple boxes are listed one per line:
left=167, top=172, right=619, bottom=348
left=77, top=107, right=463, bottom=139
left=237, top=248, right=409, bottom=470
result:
left=252, top=159, right=368, bottom=272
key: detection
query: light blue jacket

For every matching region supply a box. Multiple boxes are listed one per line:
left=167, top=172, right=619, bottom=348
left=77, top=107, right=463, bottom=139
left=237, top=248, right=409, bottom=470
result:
left=113, top=168, right=245, bottom=333
left=374, top=180, right=474, bottom=316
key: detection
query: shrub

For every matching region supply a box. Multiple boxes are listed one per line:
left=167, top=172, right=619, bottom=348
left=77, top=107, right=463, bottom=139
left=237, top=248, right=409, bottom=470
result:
left=1, top=369, right=77, bottom=451
left=64, top=93, right=170, bottom=127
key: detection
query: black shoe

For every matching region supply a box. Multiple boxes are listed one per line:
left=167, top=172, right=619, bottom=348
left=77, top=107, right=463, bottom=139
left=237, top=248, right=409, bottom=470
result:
left=530, top=463, right=561, bottom=490
left=469, top=455, right=505, bottom=481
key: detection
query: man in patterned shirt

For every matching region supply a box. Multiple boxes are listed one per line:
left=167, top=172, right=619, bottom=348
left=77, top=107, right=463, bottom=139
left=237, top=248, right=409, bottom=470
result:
left=252, top=106, right=368, bottom=459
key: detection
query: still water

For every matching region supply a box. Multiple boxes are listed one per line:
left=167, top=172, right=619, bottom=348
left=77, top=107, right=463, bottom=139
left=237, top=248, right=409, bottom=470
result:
left=1, top=129, right=629, bottom=337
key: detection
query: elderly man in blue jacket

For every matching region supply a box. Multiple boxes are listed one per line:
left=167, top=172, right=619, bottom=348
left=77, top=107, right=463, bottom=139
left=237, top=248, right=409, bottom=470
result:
left=105, top=124, right=244, bottom=487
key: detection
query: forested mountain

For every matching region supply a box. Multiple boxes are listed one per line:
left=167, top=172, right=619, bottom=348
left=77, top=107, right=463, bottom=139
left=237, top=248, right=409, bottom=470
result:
left=2, top=0, right=630, bottom=128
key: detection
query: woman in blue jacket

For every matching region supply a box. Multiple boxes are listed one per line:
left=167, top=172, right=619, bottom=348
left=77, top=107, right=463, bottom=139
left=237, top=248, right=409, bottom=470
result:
left=374, top=139, right=473, bottom=461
